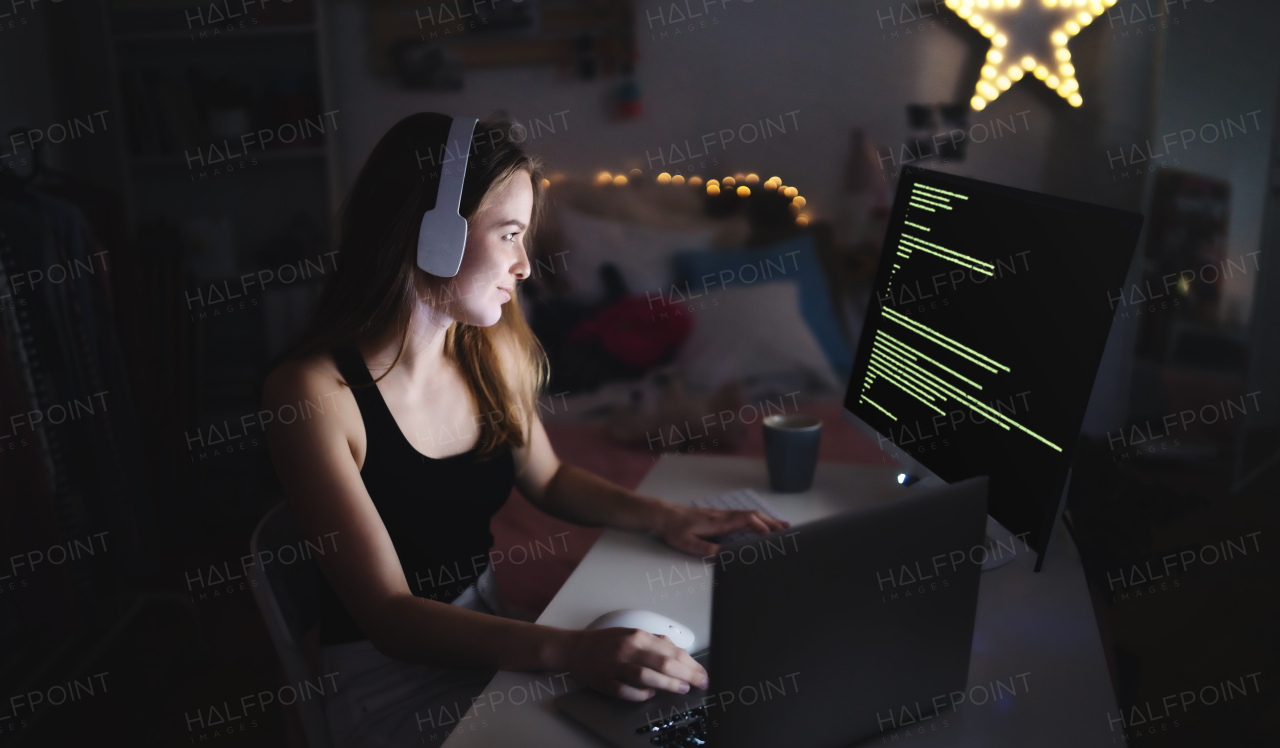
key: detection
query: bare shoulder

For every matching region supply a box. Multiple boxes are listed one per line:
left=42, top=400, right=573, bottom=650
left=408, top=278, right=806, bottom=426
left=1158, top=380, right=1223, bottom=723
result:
left=262, top=351, right=352, bottom=430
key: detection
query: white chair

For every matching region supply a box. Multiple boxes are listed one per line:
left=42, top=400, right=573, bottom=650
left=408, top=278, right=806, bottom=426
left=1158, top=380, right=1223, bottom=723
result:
left=249, top=501, right=334, bottom=748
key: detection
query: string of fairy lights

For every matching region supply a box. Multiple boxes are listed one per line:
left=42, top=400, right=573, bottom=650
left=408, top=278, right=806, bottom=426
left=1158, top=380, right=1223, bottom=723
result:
left=539, top=170, right=813, bottom=227
left=530, top=2, right=1117, bottom=226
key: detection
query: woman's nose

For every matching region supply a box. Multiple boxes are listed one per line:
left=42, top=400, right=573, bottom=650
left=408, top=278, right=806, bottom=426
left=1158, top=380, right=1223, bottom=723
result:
left=512, top=243, right=531, bottom=280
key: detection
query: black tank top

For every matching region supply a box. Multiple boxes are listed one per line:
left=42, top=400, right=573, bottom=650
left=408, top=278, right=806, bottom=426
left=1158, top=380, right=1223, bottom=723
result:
left=316, top=345, right=516, bottom=645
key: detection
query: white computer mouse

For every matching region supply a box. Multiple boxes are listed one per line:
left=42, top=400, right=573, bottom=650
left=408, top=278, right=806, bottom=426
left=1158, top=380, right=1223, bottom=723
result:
left=585, top=609, right=696, bottom=651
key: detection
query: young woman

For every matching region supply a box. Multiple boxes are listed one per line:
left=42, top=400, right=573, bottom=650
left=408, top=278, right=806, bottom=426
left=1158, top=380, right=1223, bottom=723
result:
left=261, top=112, right=786, bottom=747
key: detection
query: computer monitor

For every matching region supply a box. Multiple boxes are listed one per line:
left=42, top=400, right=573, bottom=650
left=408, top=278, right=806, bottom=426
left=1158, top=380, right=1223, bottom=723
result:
left=842, top=166, right=1144, bottom=571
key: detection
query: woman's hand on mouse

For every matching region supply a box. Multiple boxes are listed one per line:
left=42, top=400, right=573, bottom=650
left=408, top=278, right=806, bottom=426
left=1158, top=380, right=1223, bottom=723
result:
left=656, top=504, right=790, bottom=557
left=561, top=628, right=709, bottom=701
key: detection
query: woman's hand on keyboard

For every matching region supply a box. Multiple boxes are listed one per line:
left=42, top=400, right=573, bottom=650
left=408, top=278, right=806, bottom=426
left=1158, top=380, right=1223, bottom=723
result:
left=657, top=505, right=790, bottom=556
left=563, top=627, right=709, bottom=701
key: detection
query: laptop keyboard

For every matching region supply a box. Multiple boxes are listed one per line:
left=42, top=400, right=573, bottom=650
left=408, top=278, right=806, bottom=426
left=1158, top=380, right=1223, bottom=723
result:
left=691, top=489, right=783, bottom=544
left=635, top=704, right=710, bottom=746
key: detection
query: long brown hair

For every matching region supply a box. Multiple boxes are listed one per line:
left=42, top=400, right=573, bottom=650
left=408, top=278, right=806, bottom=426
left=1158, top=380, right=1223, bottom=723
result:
left=280, top=112, right=549, bottom=460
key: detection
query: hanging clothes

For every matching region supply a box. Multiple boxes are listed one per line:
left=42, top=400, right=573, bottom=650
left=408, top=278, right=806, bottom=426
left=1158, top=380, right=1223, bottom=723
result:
left=0, top=177, right=154, bottom=644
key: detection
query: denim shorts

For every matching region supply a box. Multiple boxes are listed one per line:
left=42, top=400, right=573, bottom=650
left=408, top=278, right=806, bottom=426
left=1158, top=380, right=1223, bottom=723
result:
left=320, top=564, right=505, bottom=748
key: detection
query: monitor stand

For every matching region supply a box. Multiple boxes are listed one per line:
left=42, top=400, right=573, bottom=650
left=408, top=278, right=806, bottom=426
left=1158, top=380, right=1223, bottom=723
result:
left=1031, top=467, right=1073, bottom=573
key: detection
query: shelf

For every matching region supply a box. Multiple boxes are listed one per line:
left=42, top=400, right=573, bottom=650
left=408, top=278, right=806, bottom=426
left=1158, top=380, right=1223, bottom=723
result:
left=112, top=24, right=317, bottom=44
left=129, top=146, right=328, bottom=170
left=367, top=0, right=634, bottom=75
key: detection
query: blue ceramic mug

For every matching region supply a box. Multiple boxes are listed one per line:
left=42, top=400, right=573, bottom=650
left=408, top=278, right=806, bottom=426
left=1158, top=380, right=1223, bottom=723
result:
left=763, top=414, right=822, bottom=492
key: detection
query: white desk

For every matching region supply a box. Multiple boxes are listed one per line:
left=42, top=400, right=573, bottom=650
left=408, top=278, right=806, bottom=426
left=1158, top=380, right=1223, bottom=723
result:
left=441, top=455, right=1122, bottom=747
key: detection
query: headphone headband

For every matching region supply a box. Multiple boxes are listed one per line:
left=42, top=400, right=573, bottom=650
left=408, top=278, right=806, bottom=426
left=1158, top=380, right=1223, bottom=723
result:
left=416, top=115, right=479, bottom=277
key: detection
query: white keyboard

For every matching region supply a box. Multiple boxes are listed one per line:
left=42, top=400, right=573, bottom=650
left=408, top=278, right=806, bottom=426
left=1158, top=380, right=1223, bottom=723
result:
left=691, top=489, right=785, bottom=544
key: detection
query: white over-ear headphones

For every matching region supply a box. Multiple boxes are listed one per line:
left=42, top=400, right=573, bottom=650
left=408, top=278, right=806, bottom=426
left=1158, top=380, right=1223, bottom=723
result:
left=416, top=115, right=479, bottom=277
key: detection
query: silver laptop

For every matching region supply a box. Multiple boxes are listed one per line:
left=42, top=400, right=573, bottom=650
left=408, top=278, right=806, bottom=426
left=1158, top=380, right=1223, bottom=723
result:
left=554, top=476, right=989, bottom=747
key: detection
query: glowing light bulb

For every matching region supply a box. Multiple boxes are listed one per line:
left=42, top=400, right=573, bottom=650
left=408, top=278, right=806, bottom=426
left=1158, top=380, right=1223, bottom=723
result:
left=1034, top=65, right=1049, bottom=79
left=613, top=174, right=627, bottom=186
left=689, top=176, right=703, bottom=187
left=1052, top=31, right=1068, bottom=45
left=540, top=178, right=550, bottom=188
left=982, top=65, right=997, bottom=78
left=657, top=172, right=672, bottom=184
left=723, top=176, right=736, bottom=186
left=596, top=171, right=612, bottom=184
left=1021, top=56, right=1036, bottom=70
left=993, top=33, right=1007, bottom=46
left=1068, top=92, right=1083, bottom=107
left=997, top=76, right=1011, bottom=90
left=1060, top=63, right=1075, bottom=76
left=972, top=95, right=987, bottom=110
left=746, top=173, right=759, bottom=184
left=672, top=174, right=685, bottom=186
left=736, top=185, right=750, bottom=197
left=987, top=49, right=1003, bottom=63
left=707, top=184, right=720, bottom=196
left=1008, top=66, right=1024, bottom=80
left=795, top=215, right=809, bottom=227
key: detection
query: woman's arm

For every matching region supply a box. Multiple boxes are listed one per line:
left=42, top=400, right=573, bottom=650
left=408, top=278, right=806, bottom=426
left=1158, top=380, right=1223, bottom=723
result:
left=262, top=362, right=708, bottom=699
left=513, top=415, right=789, bottom=556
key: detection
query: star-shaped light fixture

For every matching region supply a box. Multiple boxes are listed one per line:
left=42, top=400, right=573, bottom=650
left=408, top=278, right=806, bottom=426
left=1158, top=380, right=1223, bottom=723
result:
left=945, top=0, right=1118, bottom=110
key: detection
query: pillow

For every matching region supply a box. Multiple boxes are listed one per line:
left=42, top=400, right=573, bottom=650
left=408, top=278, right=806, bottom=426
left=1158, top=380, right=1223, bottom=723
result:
left=674, top=281, right=844, bottom=398
left=556, top=208, right=717, bottom=304
left=673, top=234, right=853, bottom=379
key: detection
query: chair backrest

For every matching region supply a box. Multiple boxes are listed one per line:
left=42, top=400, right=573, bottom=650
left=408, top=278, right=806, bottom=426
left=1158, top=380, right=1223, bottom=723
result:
left=249, top=501, right=333, bottom=748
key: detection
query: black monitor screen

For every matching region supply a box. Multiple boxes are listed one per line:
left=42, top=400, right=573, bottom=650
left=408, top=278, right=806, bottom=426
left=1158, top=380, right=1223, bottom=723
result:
left=844, top=167, right=1144, bottom=560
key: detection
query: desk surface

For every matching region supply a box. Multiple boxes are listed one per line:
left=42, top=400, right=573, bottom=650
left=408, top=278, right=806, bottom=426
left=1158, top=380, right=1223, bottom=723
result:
left=441, top=455, right=1121, bottom=747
